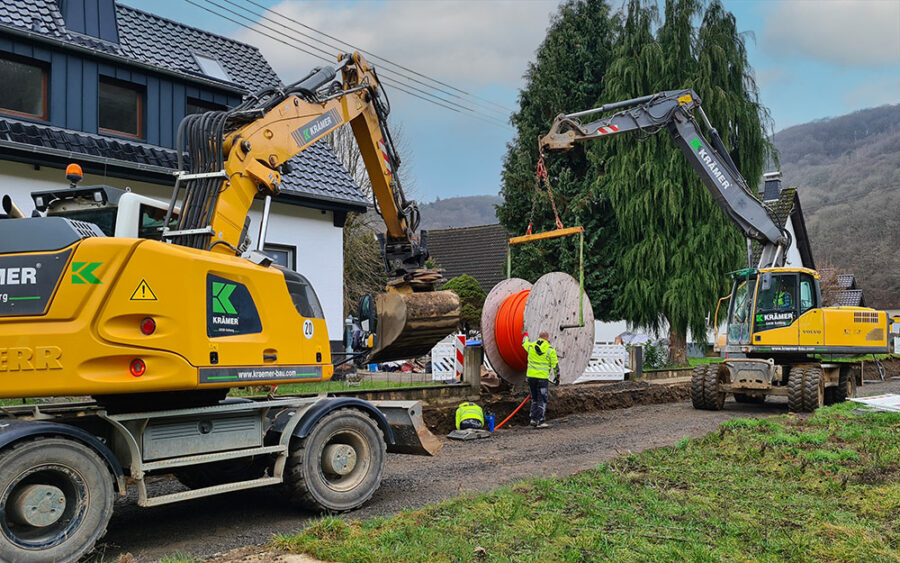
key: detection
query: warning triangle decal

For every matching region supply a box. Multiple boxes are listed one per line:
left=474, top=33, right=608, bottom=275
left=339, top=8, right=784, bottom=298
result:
left=130, top=279, right=158, bottom=301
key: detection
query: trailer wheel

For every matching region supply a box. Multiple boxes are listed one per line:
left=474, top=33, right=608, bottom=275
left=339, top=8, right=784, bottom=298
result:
left=283, top=408, right=386, bottom=513
left=0, top=438, right=114, bottom=563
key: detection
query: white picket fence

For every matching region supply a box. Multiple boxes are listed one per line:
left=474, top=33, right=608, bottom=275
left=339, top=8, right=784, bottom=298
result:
left=574, top=343, right=631, bottom=384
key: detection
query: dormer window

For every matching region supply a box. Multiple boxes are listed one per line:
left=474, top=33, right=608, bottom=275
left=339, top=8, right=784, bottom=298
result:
left=0, top=54, right=48, bottom=120
left=99, top=77, right=144, bottom=138
left=193, top=53, right=231, bottom=82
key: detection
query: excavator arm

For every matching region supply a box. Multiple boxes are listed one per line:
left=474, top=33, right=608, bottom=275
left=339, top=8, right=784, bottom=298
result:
left=164, top=52, right=425, bottom=277
left=541, top=89, right=789, bottom=268
left=163, top=52, right=459, bottom=363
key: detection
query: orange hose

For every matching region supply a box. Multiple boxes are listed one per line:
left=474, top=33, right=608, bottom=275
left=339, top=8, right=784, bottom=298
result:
left=494, top=289, right=529, bottom=370
left=495, top=395, right=530, bottom=430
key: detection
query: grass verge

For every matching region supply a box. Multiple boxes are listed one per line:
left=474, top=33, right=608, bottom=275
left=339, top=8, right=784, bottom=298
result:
left=275, top=402, right=899, bottom=562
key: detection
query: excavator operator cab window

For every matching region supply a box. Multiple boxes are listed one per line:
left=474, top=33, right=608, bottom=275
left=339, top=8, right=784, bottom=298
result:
left=798, top=273, right=818, bottom=314
left=281, top=268, right=324, bottom=319
left=726, top=277, right=756, bottom=345
left=753, top=273, right=798, bottom=333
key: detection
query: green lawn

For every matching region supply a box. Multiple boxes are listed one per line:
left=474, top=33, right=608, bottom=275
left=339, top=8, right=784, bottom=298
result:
left=275, top=402, right=900, bottom=562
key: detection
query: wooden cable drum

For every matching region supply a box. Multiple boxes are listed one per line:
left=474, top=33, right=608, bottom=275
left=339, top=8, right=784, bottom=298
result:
left=482, top=272, right=594, bottom=386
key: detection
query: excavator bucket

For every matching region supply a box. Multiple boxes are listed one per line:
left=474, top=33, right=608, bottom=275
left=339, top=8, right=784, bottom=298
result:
left=370, top=400, right=443, bottom=456
left=368, top=290, right=460, bottom=363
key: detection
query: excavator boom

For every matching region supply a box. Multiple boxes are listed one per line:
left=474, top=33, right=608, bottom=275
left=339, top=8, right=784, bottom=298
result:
left=163, top=52, right=458, bottom=363
left=541, top=89, right=789, bottom=268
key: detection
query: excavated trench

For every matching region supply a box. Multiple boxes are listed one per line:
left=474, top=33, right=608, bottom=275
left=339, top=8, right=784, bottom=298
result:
left=424, top=379, right=690, bottom=435
left=423, top=357, right=900, bottom=435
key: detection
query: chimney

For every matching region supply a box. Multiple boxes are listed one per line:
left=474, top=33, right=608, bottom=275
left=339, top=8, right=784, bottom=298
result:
left=762, top=171, right=782, bottom=202
left=57, top=0, right=120, bottom=43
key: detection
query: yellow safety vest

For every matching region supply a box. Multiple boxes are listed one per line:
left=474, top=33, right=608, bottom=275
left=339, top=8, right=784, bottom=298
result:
left=455, top=402, right=484, bottom=429
left=522, top=335, right=559, bottom=379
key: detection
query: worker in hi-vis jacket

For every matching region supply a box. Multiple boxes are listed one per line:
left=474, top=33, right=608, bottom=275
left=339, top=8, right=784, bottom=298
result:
left=522, top=331, right=560, bottom=428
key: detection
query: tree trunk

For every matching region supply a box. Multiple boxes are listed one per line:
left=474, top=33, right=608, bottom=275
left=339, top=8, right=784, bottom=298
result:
left=668, top=326, right=687, bottom=367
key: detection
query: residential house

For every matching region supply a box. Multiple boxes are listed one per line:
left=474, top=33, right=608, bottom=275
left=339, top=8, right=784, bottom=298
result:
left=0, top=0, right=368, bottom=342
left=751, top=172, right=815, bottom=269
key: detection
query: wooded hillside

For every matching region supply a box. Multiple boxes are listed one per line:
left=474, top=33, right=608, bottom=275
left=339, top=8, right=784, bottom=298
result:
left=776, top=104, right=899, bottom=307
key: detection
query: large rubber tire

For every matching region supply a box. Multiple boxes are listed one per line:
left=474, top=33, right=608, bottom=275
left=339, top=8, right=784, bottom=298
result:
left=833, top=367, right=856, bottom=404
left=174, top=457, right=268, bottom=490
left=734, top=393, right=766, bottom=404
left=691, top=365, right=725, bottom=410
left=690, top=365, right=708, bottom=409
left=788, top=368, right=823, bottom=413
left=283, top=409, right=386, bottom=513
left=0, top=438, right=114, bottom=563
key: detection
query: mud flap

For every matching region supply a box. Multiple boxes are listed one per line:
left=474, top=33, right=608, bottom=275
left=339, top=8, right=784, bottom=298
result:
left=368, top=290, right=460, bottom=363
left=370, top=400, right=443, bottom=456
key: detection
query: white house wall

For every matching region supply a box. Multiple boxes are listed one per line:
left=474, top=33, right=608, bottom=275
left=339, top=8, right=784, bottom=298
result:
left=0, top=161, right=345, bottom=341
left=783, top=216, right=803, bottom=268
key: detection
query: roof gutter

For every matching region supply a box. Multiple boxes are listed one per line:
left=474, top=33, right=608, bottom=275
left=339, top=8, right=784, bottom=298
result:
left=0, top=24, right=248, bottom=95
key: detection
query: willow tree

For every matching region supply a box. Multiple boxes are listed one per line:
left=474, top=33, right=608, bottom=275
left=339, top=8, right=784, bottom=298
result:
left=497, top=0, right=621, bottom=320
left=598, top=0, right=771, bottom=363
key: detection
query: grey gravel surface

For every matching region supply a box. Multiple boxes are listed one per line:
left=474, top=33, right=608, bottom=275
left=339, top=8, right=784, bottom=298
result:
left=91, top=378, right=900, bottom=562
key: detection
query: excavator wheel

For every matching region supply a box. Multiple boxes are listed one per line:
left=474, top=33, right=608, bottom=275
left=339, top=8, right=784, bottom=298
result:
left=282, top=408, right=386, bottom=513
left=788, top=367, right=824, bottom=413
left=0, top=437, right=114, bottom=563
left=691, top=365, right=725, bottom=410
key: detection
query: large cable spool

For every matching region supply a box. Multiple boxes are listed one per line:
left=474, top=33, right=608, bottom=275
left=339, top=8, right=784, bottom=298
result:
left=481, top=272, right=594, bottom=386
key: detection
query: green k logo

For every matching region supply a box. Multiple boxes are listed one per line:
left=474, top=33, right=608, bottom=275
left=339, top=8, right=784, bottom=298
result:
left=690, top=138, right=702, bottom=151
left=303, top=128, right=311, bottom=141
left=212, top=282, right=237, bottom=314
left=755, top=314, right=763, bottom=322
left=71, top=262, right=102, bottom=284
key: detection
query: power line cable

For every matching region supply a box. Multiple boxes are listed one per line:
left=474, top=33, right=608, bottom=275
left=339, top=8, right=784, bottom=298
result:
left=244, top=0, right=516, bottom=115
left=189, top=0, right=511, bottom=128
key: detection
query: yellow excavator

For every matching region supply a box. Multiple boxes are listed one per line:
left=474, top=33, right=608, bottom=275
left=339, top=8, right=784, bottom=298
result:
left=0, top=53, right=456, bottom=562
left=541, top=89, right=897, bottom=412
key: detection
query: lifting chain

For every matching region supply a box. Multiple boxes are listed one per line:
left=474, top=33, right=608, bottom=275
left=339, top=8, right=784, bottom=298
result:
left=526, top=152, right=564, bottom=235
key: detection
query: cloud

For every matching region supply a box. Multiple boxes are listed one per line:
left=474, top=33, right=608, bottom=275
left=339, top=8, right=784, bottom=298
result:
left=762, top=0, right=900, bottom=67
left=234, top=0, right=560, bottom=89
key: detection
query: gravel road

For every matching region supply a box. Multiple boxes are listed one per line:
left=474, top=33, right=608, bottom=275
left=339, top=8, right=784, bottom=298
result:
left=94, top=377, right=900, bottom=562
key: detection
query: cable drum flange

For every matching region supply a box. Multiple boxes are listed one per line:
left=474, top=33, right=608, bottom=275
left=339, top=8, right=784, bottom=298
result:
left=523, top=272, right=594, bottom=386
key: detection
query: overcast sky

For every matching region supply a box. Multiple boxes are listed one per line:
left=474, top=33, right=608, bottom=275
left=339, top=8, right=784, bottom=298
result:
left=132, top=0, right=900, bottom=203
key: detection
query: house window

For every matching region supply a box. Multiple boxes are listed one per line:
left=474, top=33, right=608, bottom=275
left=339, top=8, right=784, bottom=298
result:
left=0, top=54, right=47, bottom=120
left=186, top=97, right=227, bottom=115
left=99, top=78, right=143, bottom=138
left=264, top=244, right=296, bottom=270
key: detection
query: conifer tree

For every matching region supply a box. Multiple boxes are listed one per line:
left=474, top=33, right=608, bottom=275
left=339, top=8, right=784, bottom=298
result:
left=500, top=0, right=771, bottom=363
left=600, top=0, right=771, bottom=363
left=497, top=0, right=621, bottom=320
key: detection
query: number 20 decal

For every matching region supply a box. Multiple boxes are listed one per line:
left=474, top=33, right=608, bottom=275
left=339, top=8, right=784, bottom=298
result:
left=303, top=319, right=315, bottom=339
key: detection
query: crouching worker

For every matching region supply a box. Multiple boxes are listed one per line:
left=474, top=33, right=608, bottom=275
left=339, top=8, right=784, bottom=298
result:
left=455, top=402, right=485, bottom=430
left=522, top=331, right=560, bottom=429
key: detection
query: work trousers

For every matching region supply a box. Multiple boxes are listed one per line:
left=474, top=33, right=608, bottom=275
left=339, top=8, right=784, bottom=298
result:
left=527, top=377, right=549, bottom=424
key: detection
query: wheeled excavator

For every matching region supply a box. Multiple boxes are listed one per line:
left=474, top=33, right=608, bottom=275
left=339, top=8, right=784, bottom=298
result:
left=0, top=52, right=457, bottom=562
left=541, top=89, right=897, bottom=412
